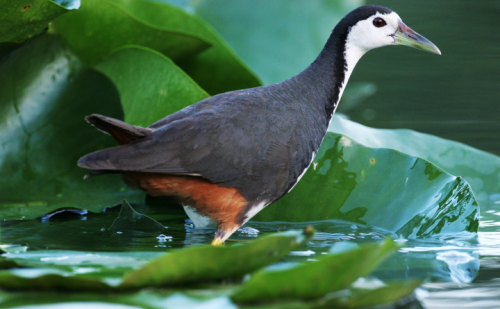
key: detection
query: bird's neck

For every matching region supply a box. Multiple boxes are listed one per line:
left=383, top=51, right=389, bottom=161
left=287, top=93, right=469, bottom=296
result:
left=294, top=30, right=366, bottom=118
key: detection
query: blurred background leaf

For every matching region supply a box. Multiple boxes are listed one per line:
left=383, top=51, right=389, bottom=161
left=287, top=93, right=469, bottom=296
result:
left=109, top=0, right=262, bottom=94
left=53, top=0, right=261, bottom=94
left=95, top=46, right=208, bottom=127
left=52, top=0, right=211, bottom=66
left=183, top=0, right=362, bottom=85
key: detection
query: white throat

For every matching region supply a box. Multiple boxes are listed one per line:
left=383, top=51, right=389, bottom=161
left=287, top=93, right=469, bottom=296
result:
left=339, top=40, right=366, bottom=101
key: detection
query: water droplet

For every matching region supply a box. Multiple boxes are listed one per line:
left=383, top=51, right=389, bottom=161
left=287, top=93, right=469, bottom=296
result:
left=157, top=234, right=173, bottom=242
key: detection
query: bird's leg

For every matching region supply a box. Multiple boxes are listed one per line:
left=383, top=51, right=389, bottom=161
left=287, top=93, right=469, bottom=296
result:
left=211, top=222, right=241, bottom=246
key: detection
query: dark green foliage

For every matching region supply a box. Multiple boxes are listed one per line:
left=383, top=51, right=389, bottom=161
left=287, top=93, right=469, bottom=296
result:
left=0, top=0, right=78, bottom=43
left=0, top=34, right=144, bottom=220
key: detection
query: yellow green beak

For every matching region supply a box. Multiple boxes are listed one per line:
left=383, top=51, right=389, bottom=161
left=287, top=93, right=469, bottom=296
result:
left=393, top=20, right=441, bottom=55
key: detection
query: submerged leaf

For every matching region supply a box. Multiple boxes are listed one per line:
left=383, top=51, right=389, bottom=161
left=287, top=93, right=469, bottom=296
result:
left=95, top=46, right=208, bottom=127
left=0, top=0, right=79, bottom=44
left=120, top=228, right=314, bottom=289
left=0, top=34, right=144, bottom=220
left=52, top=0, right=211, bottom=66
left=231, top=239, right=398, bottom=302
left=254, top=132, right=479, bottom=238
left=109, top=200, right=165, bottom=232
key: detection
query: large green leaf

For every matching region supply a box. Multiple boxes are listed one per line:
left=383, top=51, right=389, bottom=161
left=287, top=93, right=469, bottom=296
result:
left=231, top=239, right=398, bottom=302
left=95, top=46, right=208, bottom=127
left=0, top=34, right=143, bottom=220
left=51, top=0, right=211, bottom=66
left=329, top=115, right=500, bottom=213
left=0, top=0, right=79, bottom=44
left=189, top=0, right=362, bottom=85
left=53, top=0, right=260, bottom=94
left=109, top=0, right=261, bottom=94
left=253, top=132, right=479, bottom=238
left=120, top=228, right=314, bottom=289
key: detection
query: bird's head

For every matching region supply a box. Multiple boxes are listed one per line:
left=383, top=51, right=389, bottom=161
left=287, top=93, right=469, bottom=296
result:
left=340, top=5, right=441, bottom=56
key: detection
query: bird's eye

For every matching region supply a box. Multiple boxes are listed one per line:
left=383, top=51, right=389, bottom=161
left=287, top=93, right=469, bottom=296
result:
left=373, top=17, right=387, bottom=28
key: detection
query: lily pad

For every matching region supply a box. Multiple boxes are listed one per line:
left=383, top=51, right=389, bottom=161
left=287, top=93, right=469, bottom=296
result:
left=109, top=200, right=165, bottom=233
left=0, top=272, right=113, bottom=291
left=108, top=0, right=261, bottom=94
left=253, top=132, right=479, bottom=238
left=95, top=46, right=208, bottom=127
left=231, top=239, right=398, bottom=302
left=0, top=34, right=143, bottom=220
left=0, top=0, right=79, bottom=44
left=329, top=115, right=500, bottom=212
left=120, top=228, right=314, bottom=289
left=320, top=279, right=422, bottom=308
left=51, top=0, right=211, bottom=66
left=53, top=0, right=260, bottom=95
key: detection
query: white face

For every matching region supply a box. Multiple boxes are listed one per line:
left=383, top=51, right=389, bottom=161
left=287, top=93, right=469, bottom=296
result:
left=347, top=11, right=401, bottom=52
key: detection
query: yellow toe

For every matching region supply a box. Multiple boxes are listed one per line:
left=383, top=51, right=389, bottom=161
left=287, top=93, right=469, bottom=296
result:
left=211, top=238, right=225, bottom=246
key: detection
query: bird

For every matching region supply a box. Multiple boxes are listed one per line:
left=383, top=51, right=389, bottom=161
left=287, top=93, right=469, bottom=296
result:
left=78, top=5, right=440, bottom=245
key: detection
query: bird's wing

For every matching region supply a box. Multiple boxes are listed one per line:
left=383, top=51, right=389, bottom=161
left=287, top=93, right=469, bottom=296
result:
left=96, top=91, right=276, bottom=180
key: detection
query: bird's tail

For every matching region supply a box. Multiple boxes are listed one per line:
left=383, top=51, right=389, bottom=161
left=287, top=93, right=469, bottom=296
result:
left=78, top=114, right=151, bottom=178
left=84, top=114, right=150, bottom=145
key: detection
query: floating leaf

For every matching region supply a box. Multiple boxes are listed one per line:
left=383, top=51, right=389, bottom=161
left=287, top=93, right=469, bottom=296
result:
left=120, top=228, right=314, bottom=289
left=0, top=258, right=18, bottom=270
left=109, top=200, right=165, bottom=233
left=253, top=132, right=479, bottom=238
left=95, top=46, right=208, bottom=127
left=0, top=34, right=144, bottom=220
left=318, top=280, right=422, bottom=308
left=231, top=239, right=398, bottom=302
left=109, top=0, right=261, bottom=94
left=51, top=0, right=211, bottom=66
left=0, top=0, right=80, bottom=44
left=329, top=115, right=500, bottom=212
left=190, top=0, right=361, bottom=85
left=0, top=272, right=113, bottom=292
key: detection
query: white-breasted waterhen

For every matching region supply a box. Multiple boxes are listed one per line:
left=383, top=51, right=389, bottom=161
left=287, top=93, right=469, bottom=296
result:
left=78, top=5, right=440, bottom=245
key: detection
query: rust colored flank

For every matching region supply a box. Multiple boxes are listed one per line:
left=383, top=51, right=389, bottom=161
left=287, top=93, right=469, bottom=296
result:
left=123, top=172, right=248, bottom=232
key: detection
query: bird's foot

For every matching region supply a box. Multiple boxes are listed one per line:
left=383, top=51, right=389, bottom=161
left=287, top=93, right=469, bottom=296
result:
left=211, top=238, right=225, bottom=246
left=210, top=223, right=240, bottom=246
